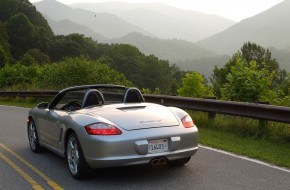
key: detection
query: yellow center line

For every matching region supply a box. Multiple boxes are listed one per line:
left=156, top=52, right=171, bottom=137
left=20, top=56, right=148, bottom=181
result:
left=0, top=152, right=44, bottom=190
left=0, top=143, right=64, bottom=190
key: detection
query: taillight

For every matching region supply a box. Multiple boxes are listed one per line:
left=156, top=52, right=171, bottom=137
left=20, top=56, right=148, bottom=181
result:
left=181, top=115, right=195, bottom=128
left=84, top=122, right=122, bottom=135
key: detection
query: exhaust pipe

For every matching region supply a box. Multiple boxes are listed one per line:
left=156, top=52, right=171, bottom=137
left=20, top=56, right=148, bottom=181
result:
left=158, top=157, right=167, bottom=165
left=150, top=157, right=167, bottom=165
left=150, top=158, right=159, bottom=165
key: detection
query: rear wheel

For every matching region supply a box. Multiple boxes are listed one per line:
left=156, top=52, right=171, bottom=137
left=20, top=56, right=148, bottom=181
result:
left=66, top=133, right=90, bottom=179
left=169, top=157, right=191, bottom=166
left=27, top=119, right=42, bottom=153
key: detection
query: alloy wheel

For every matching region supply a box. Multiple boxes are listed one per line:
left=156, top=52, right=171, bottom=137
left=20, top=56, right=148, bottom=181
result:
left=67, top=136, right=80, bottom=175
left=28, top=122, right=37, bottom=150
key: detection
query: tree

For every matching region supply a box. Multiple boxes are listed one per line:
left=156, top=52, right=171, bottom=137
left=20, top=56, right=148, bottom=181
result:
left=0, top=45, right=9, bottom=67
left=178, top=71, right=213, bottom=98
left=37, top=57, right=132, bottom=89
left=0, top=0, right=19, bottom=22
left=19, top=54, right=37, bottom=66
left=49, top=34, right=100, bottom=62
left=240, top=42, right=279, bottom=71
left=142, top=55, right=172, bottom=91
left=211, top=42, right=282, bottom=98
left=0, top=22, right=11, bottom=66
left=100, top=44, right=144, bottom=85
left=26, top=48, right=50, bottom=64
left=6, top=13, right=35, bottom=58
left=99, top=44, right=184, bottom=93
left=220, top=56, right=274, bottom=102
left=169, top=64, right=186, bottom=95
left=0, top=63, right=39, bottom=89
left=0, top=0, right=53, bottom=61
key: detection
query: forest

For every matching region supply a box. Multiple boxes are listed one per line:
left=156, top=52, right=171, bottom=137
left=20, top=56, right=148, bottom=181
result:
left=1, top=0, right=290, bottom=106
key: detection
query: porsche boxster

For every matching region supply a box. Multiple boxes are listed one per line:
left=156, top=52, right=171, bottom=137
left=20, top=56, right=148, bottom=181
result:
left=27, top=84, right=198, bottom=179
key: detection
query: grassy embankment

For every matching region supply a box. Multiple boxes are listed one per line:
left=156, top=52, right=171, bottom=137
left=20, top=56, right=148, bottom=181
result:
left=0, top=97, right=49, bottom=108
left=193, top=111, right=290, bottom=169
left=1, top=98, right=289, bottom=169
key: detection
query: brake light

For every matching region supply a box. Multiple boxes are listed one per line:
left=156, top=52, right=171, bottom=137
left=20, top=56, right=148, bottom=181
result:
left=84, top=122, right=122, bottom=135
left=181, top=115, right=195, bottom=128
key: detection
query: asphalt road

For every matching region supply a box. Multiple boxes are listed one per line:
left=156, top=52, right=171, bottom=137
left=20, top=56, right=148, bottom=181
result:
left=0, top=105, right=289, bottom=190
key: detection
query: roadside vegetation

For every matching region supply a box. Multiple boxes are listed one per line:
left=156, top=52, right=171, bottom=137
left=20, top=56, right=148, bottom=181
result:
left=198, top=127, right=290, bottom=168
left=0, top=0, right=289, bottom=168
left=190, top=111, right=290, bottom=168
left=0, top=97, right=49, bottom=108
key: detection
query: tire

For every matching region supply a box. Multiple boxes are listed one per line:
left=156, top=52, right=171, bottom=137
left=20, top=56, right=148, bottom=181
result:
left=169, top=157, right=191, bottom=166
left=66, top=133, right=90, bottom=180
left=27, top=119, right=42, bottom=153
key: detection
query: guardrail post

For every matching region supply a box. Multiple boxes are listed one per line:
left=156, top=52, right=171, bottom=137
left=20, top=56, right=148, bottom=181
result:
left=208, top=112, right=216, bottom=120
left=258, top=119, right=268, bottom=137
left=205, top=97, right=216, bottom=120
left=257, top=102, right=269, bottom=136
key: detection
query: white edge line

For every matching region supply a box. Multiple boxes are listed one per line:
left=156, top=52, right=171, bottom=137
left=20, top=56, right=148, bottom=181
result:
left=200, top=145, right=290, bottom=173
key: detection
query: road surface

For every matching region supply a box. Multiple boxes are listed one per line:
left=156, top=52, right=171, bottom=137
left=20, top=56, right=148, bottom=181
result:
left=0, top=105, right=289, bottom=190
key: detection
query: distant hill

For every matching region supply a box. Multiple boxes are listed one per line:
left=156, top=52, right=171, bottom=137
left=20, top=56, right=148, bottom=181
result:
left=71, top=2, right=235, bottom=42
left=34, top=0, right=150, bottom=39
left=32, top=0, right=235, bottom=77
left=198, top=0, right=290, bottom=55
left=45, top=17, right=108, bottom=42
left=270, top=47, right=290, bottom=70
left=33, top=0, right=290, bottom=75
left=111, top=32, right=230, bottom=77
left=111, top=32, right=218, bottom=62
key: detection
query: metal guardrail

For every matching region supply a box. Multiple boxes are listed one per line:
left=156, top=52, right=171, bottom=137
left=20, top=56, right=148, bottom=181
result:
left=144, top=95, right=290, bottom=124
left=1, top=91, right=290, bottom=124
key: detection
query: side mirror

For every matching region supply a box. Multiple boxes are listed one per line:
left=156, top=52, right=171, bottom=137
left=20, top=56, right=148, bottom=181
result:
left=37, top=102, right=49, bottom=109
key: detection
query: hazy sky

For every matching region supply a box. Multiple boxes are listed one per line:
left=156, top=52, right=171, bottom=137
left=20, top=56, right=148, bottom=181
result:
left=29, top=0, right=284, bottom=21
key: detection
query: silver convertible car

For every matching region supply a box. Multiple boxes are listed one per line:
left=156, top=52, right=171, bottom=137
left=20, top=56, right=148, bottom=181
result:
left=27, top=85, right=198, bottom=179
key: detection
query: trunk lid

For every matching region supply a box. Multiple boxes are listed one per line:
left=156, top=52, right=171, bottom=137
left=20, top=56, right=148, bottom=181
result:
left=87, top=104, right=179, bottom=130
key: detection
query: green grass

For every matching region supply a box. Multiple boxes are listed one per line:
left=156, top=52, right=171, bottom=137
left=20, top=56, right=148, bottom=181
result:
left=199, top=127, right=290, bottom=169
left=0, top=100, right=37, bottom=108
left=187, top=110, right=290, bottom=169
left=0, top=97, right=49, bottom=108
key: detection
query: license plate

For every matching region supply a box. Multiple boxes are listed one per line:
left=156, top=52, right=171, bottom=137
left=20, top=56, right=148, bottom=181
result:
left=148, top=139, right=168, bottom=154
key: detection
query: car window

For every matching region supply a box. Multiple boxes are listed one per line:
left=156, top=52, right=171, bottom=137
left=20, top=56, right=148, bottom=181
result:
left=54, top=90, right=85, bottom=110
left=98, top=87, right=125, bottom=103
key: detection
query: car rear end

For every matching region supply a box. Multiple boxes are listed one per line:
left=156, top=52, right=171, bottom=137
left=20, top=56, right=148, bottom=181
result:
left=75, top=103, right=198, bottom=168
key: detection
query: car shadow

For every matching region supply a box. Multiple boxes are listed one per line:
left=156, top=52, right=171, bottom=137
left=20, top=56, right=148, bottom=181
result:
left=15, top=146, right=196, bottom=189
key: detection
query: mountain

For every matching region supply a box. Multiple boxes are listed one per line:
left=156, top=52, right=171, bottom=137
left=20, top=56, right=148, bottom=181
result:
left=34, top=0, right=290, bottom=75
left=270, top=47, right=290, bottom=70
left=71, top=2, right=235, bottom=42
left=34, top=0, right=151, bottom=39
left=111, top=32, right=218, bottom=62
left=32, top=0, right=236, bottom=77
left=111, top=32, right=229, bottom=77
left=45, top=17, right=108, bottom=42
left=197, top=0, right=290, bottom=55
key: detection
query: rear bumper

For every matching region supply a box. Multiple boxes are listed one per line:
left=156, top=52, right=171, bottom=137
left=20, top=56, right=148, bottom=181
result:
left=78, top=125, right=198, bottom=169
left=86, top=146, right=198, bottom=168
